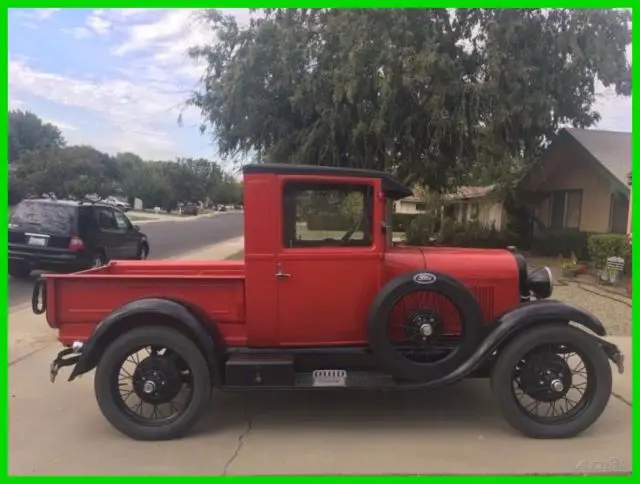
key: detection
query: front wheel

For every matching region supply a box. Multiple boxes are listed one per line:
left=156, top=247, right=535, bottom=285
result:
left=138, top=242, right=149, bottom=260
left=491, top=324, right=613, bottom=439
left=94, top=326, right=212, bottom=440
left=9, top=261, right=31, bottom=279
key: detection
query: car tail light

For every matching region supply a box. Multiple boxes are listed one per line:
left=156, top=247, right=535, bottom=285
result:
left=68, top=236, right=85, bottom=251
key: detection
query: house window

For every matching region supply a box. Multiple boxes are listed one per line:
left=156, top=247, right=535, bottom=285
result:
left=549, top=190, right=582, bottom=229
left=414, top=203, right=426, bottom=212
left=609, top=193, right=629, bottom=234
left=282, top=182, right=374, bottom=248
left=469, top=203, right=479, bottom=220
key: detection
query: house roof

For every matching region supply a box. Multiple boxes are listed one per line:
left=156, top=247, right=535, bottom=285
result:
left=562, top=128, right=631, bottom=188
left=443, top=185, right=496, bottom=201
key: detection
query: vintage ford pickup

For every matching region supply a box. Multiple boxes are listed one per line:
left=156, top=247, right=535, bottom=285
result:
left=33, top=164, right=624, bottom=441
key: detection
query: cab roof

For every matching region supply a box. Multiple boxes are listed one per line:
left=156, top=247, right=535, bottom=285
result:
left=242, top=163, right=413, bottom=200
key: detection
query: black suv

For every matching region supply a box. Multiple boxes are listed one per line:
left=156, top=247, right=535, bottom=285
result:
left=8, top=198, right=150, bottom=278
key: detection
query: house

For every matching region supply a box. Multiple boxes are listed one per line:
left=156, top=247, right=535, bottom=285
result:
left=442, top=185, right=507, bottom=229
left=518, top=128, right=631, bottom=235
left=394, top=188, right=427, bottom=214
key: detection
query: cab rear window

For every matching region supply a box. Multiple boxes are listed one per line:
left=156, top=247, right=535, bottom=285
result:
left=10, top=201, right=77, bottom=235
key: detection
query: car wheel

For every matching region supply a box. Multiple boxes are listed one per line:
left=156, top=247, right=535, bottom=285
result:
left=94, top=326, right=212, bottom=441
left=367, top=271, right=483, bottom=382
left=138, top=242, right=149, bottom=260
left=8, top=261, right=31, bottom=279
left=490, top=323, right=612, bottom=439
left=91, top=251, right=106, bottom=268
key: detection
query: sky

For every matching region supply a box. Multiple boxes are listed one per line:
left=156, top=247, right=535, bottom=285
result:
left=8, top=8, right=633, bottom=163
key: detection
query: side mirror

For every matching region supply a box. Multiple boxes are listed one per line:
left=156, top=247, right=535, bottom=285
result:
left=133, top=225, right=140, bottom=232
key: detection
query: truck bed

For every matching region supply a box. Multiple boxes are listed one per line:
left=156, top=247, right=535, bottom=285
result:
left=39, top=259, right=247, bottom=346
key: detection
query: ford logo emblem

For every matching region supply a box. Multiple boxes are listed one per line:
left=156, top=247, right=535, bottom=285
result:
left=413, top=272, right=437, bottom=284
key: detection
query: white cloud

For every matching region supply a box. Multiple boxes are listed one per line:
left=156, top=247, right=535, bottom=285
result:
left=14, top=8, right=60, bottom=21
left=86, top=13, right=112, bottom=35
left=41, top=117, right=79, bottom=132
left=8, top=58, right=190, bottom=158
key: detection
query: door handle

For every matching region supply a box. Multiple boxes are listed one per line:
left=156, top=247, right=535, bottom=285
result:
left=275, top=262, right=291, bottom=279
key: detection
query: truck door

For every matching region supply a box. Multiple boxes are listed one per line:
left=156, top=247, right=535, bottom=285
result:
left=276, top=179, right=382, bottom=346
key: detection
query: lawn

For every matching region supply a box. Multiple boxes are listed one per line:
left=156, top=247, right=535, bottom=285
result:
left=227, top=251, right=244, bottom=260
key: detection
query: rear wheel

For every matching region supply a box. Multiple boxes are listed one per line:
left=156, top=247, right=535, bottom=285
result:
left=91, top=251, right=106, bottom=268
left=94, top=326, right=212, bottom=440
left=9, top=261, right=31, bottom=279
left=491, top=324, right=612, bottom=439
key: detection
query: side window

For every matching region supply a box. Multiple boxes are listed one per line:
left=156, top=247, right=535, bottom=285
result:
left=283, top=182, right=374, bottom=248
left=113, top=210, right=130, bottom=230
left=96, top=208, right=117, bottom=230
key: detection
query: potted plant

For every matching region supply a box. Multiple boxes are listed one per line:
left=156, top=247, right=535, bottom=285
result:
left=561, top=252, right=578, bottom=278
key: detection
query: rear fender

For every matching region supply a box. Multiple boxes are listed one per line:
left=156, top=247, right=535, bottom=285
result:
left=68, top=298, right=223, bottom=385
left=409, top=300, right=610, bottom=389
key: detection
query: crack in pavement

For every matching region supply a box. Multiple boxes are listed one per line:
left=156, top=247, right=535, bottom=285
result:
left=222, top=405, right=253, bottom=476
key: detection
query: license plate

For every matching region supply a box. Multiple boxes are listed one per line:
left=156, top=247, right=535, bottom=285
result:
left=28, top=236, right=47, bottom=247
left=312, top=369, right=347, bottom=387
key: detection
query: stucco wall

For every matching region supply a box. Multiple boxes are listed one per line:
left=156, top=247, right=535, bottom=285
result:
left=394, top=200, right=423, bottom=214
left=522, top=143, right=621, bottom=233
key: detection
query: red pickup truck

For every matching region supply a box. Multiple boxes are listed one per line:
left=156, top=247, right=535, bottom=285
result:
left=34, top=163, right=624, bottom=441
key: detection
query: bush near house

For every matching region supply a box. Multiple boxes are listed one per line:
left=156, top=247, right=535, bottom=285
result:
left=587, top=234, right=631, bottom=271
left=392, top=213, right=420, bottom=232
left=530, top=230, right=590, bottom=261
left=405, top=217, right=517, bottom=249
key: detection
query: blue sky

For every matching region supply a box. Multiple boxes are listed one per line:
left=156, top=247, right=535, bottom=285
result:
left=8, top=8, right=632, bottom=163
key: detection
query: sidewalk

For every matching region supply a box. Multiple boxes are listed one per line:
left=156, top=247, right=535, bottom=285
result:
left=130, top=210, right=241, bottom=226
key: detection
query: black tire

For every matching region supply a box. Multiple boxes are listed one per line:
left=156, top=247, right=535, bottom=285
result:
left=138, top=242, right=149, bottom=260
left=367, top=271, right=484, bottom=382
left=491, top=324, right=612, bottom=439
left=9, top=261, right=31, bottom=279
left=90, top=250, right=107, bottom=269
left=94, top=326, right=212, bottom=441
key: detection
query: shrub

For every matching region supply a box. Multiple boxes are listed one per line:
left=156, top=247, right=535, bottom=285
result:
left=305, top=214, right=353, bottom=231
left=587, top=233, right=631, bottom=270
left=393, top=213, right=420, bottom=233
left=530, top=230, right=590, bottom=260
left=405, top=213, right=439, bottom=245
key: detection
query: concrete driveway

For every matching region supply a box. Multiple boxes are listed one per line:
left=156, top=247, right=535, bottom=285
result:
left=8, top=240, right=632, bottom=475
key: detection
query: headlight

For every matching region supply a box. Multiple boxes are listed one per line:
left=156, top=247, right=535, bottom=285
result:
left=527, top=266, right=553, bottom=299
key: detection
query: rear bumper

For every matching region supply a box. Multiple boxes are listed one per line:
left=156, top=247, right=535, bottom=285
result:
left=9, top=246, right=88, bottom=271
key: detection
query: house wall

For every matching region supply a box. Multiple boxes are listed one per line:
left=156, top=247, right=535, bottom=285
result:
left=394, top=199, right=424, bottom=214
left=450, top=199, right=506, bottom=230
left=522, top=142, right=625, bottom=233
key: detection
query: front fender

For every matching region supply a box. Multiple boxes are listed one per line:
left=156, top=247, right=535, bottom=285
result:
left=401, top=300, right=608, bottom=389
left=68, top=298, right=222, bottom=384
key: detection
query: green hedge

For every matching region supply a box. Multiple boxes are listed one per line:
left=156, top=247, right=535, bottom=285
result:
left=530, top=230, right=590, bottom=261
left=305, top=214, right=354, bottom=231
left=405, top=218, right=518, bottom=249
left=587, top=234, right=631, bottom=270
left=392, top=213, right=420, bottom=233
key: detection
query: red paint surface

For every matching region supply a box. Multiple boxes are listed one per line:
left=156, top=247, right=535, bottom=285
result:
left=44, top=172, right=520, bottom=347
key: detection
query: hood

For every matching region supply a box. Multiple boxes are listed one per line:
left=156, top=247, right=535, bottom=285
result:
left=383, top=245, right=518, bottom=284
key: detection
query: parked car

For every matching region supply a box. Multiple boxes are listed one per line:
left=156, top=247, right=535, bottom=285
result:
left=181, top=203, right=199, bottom=216
left=9, top=198, right=149, bottom=278
left=36, top=164, right=623, bottom=442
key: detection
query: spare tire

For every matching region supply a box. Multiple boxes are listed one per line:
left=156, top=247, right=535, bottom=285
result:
left=367, top=271, right=484, bottom=382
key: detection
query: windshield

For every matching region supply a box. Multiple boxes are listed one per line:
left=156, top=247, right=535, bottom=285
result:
left=10, top=201, right=77, bottom=235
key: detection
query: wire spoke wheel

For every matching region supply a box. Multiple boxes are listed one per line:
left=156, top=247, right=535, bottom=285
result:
left=512, top=343, right=592, bottom=423
left=113, top=345, right=194, bottom=425
left=387, top=289, right=463, bottom=364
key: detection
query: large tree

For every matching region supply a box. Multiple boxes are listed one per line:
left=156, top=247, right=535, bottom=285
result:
left=187, top=8, right=631, bottom=191
left=9, top=110, right=66, bottom=163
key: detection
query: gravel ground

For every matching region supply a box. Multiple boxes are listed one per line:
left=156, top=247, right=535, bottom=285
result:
left=528, top=258, right=632, bottom=336
left=552, top=281, right=631, bottom=336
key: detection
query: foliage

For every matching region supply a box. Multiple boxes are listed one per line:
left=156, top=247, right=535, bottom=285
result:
left=188, top=8, right=631, bottom=191
left=9, top=110, right=65, bottom=163
left=405, top=213, right=440, bottom=245
left=587, top=233, right=631, bottom=270
left=392, top=214, right=420, bottom=233
left=530, top=229, right=590, bottom=260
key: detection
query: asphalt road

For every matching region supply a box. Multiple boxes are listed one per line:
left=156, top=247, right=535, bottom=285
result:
left=8, top=212, right=244, bottom=309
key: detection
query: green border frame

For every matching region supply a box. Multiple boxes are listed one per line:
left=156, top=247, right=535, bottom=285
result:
left=2, top=4, right=636, bottom=479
